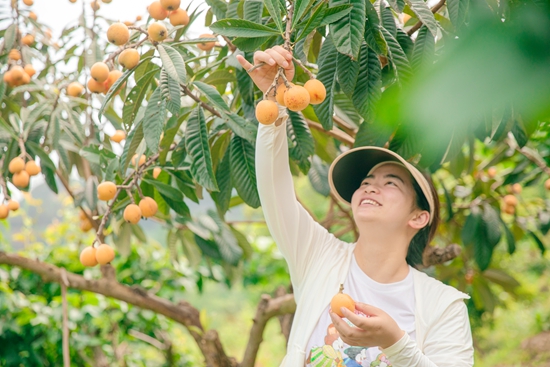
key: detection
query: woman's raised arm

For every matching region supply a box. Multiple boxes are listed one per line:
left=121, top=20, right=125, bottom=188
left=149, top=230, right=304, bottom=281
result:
left=237, top=48, right=340, bottom=289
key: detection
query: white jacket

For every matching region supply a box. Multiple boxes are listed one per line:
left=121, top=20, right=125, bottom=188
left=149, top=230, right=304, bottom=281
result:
left=255, top=118, right=474, bottom=367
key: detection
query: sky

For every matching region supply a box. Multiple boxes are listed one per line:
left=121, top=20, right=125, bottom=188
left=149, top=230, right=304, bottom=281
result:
left=21, top=0, right=209, bottom=39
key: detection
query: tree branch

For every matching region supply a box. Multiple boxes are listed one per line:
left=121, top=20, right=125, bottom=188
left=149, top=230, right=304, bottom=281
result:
left=0, top=252, right=235, bottom=367
left=407, top=0, right=446, bottom=36
left=241, top=293, right=296, bottom=367
left=422, top=244, right=462, bottom=267
left=305, top=119, right=355, bottom=147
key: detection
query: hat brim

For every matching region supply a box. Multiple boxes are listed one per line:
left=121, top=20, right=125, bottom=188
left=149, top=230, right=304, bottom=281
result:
left=328, top=146, right=435, bottom=226
left=328, top=147, right=403, bottom=205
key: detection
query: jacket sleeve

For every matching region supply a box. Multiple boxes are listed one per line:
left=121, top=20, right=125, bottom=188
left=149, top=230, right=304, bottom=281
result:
left=381, top=300, right=474, bottom=367
left=255, top=110, right=340, bottom=289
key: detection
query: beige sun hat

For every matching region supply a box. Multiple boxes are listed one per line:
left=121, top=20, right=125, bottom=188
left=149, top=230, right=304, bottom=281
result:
left=328, top=146, right=435, bottom=224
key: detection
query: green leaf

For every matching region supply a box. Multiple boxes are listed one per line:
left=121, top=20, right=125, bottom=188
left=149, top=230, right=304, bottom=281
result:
left=26, top=141, right=58, bottom=194
left=387, top=0, right=405, bottom=12
left=328, top=0, right=365, bottom=59
left=185, top=107, right=218, bottom=191
left=123, top=68, right=157, bottom=129
left=210, top=19, right=280, bottom=37
left=236, top=65, right=254, bottom=105
left=193, top=81, right=230, bottom=112
left=194, top=234, right=222, bottom=260
left=243, top=0, right=262, bottom=23
left=287, top=110, right=314, bottom=174
left=160, top=68, right=182, bottom=116
left=230, top=135, right=260, bottom=208
left=203, top=69, right=236, bottom=85
left=212, top=145, right=232, bottom=214
left=143, top=178, right=183, bottom=201
left=482, top=203, right=502, bottom=247
left=380, top=3, right=396, bottom=37
left=263, top=0, right=284, bottom=33
left=232, top=36, right=273, bottom=51
left=4, top=24, right=17, bottom=51
left=337, top=53, right=360, bottom=97
left=500, top=217, right=516, bottom=254
left=396, top=28, right=414, bottom=57
left=205, top=0, right=228, bottom=20
left=405, top=0, right=439, bottom=36
left=529, top=231, right=546, bottom=255
left=447, top=0, right=469, bottom=30
left=319, top=4, right=354, bottom=27
left=296, top=2, right=327, bottom=41
left=483, top=269, right=520, bottom=292
left=157, top=44, right=187, bottom=85
left=364, top=1, right=388, bottom=55
left=143, top=88, right=167, bottom=154
left=308, top=156, right=330, bottom=196
left=381, top=27, right=412, bottom=83
left=223, top=112, right=257, bottom=143
left=208, top=210, right=243, bottom=265
left=352, top=45, right=381, bottom=123
left=313, top=36, right=337, bottom=130
left=120, top=121, right=144, bottom=173
left=411, top=25, right=435, bottom=70
left=98, top=67, right=134, bottom=117
left=293, top=0, right=316, bottom=29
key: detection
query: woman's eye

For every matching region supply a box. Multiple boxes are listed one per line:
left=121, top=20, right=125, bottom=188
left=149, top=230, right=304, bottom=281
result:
left=386, top=181, right=396, bottom=186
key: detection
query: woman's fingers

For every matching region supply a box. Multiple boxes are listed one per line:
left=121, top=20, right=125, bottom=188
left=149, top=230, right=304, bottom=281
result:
left=266, top=48, right=290, bottom=68
left=272, top=45, right=293, bottom=60
left=236, top=55, right=253, bottom=71
left=253, top=50, right=276, bottom=66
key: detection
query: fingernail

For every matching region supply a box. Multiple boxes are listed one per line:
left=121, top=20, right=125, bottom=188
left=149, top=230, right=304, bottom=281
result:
left=269, top=59, right=275, bottom=65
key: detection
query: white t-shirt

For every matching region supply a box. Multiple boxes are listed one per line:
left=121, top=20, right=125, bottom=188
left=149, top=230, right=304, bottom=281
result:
left=305, top=255, right=416, bottom=367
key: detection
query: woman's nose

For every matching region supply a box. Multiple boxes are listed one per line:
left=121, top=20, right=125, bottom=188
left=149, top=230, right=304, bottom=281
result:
left=364, top=183, right=379, bottom=193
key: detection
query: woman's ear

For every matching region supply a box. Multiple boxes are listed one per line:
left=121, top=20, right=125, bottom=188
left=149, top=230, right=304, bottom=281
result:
left=408, top=210, right=430, bottom=230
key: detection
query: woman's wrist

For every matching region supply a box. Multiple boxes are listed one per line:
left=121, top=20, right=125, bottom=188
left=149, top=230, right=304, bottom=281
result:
left=380, top=329, right=406, bottom=350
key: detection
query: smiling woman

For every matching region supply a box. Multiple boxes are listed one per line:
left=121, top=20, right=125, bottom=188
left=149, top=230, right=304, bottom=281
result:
left=240, top=46, right=474, bottom=367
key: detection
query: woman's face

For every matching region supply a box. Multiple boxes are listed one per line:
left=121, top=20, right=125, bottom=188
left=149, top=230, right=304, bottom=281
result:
left=350, top=163, right=419, bottom=228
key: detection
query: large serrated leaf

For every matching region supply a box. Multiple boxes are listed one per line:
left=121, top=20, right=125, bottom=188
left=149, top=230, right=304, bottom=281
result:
left=364, top=1, right=388, bottom=55
left=381, top=27, right=412, bottom=83
left=387, top=0, right=405, bottom=12
left=411, top=25, right=435, bottom=70
left=447, top=0, right=469, bottom=30
left=405, top=0, right=439, bottom=36
left=205, top=0, right=228, bottom=20
left=293, top=0, right=317, bottom=29
left=160, top=68, right=182, bottom=116
left=210, top=19, right=280, bottom=37
left=26, top=141, right=58, bottom=194
left=143, top=88, right=166, bottom=154
left=329, top=0, right=365, bottom=59
left=352, top=45, right=382, bottom=122
left=212, top=145, right=232, bottom=214
left=287, top=110, right=314, bottom=174
left=380, top=3, right=397, bottom=37
left=185, top=107, right=218, bottom=191
left=296, top=2, right=327, bottom=41
left=123, top=68, right=157, bottom=129
left=243, top=0, right=263, bottom=23
left=263, top=0, right=284, bottom=33
left=313, top=36, right=337, bottom=130
left=193, top=81, right=230, bottom=112
left=157, top=44, right=187, bottom=85
left=232, top=36, right=273, bottom=51
left=224, top=112, right=257, bottom=143
left=230, top=135, right=260, bottom=208
left=208, top=210, right=243, bottom=265
left=308, top=156, right=330, bottom=196
left=120, top=121, right=144, bottom=173
left=337, top=53, right=360, bottom=97
left=4, top=24, right=17, bottom=51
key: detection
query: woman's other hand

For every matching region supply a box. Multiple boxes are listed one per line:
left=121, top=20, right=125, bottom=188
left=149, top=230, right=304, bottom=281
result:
left=329, top=302, right=406, bottom=349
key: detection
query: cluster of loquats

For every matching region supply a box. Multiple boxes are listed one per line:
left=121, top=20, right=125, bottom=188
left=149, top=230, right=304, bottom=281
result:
left=3, top=47, right=36, bottom=88
left=501, top=183, right=522, bottom=215
left=0, top=199, right=20, bottom=220
left=7, top=157, right=41, bottom=189
left=80, top=244, right=116, bottom=267
left=255, top=79, right=327, bottom=125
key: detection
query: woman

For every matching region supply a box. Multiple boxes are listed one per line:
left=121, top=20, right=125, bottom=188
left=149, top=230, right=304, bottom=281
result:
left=237, top=46, right=474, bottom=367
